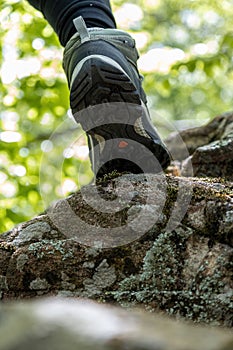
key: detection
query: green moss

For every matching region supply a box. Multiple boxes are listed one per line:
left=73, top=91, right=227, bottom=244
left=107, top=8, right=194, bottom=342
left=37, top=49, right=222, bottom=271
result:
left=96, top=170, right=125, bottom=185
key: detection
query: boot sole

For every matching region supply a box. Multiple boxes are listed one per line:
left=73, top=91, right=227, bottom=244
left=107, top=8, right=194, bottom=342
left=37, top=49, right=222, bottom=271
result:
left=70, top=57, right=170, bottom=177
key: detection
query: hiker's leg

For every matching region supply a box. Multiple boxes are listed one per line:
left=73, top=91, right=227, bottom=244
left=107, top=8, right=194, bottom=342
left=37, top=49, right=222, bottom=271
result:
left=27, top=0, right=116, bottom=46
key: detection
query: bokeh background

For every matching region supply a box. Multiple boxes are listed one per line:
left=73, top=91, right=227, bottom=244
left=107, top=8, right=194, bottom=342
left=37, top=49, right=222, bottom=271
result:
left=1, top=0, right=233, bottom=232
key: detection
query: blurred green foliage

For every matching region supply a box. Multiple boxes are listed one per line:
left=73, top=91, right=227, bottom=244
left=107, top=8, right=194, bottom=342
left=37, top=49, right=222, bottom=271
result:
left=1, top=0, right=233, bottom=232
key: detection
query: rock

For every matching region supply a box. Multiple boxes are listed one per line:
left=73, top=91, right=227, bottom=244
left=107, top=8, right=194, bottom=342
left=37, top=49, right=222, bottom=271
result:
left=187, top=137, right=233, bottom=178
left=0, top=112, right=233, bottom=329
left=165, top=112, right=233, bottom=179
left=0, top=174, right=232, bottom=327
left=0, top=298, right=232, bottom=350
left=12, top=221, right=51, bottom=247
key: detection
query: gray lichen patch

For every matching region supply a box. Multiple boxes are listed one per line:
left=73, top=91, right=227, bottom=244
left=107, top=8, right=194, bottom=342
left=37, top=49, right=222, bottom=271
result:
left=60, top=272, right=76, bottom=291
left=85, top=247, right=101, bottom=258
left=17, top=254, right=29, bottom=272
left=61, top=281, right=76, bottom=291
left=83, top=261, right=95, bottom=269
left=28, top=239, right=74, bottom=260
left=29, top=278, right=50, bottom=291
left=12, top=222, right=51, bottom=246
left=83, top=259, right=116, bottom=297
left=0, top=275, right=8, bottom=291
left=127, top=204, right=165, bottom=232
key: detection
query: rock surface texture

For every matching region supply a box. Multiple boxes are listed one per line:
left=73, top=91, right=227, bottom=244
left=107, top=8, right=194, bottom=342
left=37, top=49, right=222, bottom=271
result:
left=0, top=113, right=233, bottom=337
left=166, top=111, right=233, bottom=179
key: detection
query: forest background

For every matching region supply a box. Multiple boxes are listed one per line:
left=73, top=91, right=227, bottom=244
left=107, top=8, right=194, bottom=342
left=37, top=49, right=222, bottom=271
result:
left=1, top=0, right=233, bottom=232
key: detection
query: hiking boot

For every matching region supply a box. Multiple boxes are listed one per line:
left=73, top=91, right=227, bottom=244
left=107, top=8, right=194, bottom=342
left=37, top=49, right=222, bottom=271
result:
left=63, top=16, right=171, bottom=177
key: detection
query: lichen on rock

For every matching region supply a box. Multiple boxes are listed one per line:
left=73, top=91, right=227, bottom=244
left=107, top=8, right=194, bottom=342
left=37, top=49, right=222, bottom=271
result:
left=12, top=221, right=51, bottom=246
left=83, top=259, right=117, bottom=297
left=0, top=112, right=232, bottom=329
